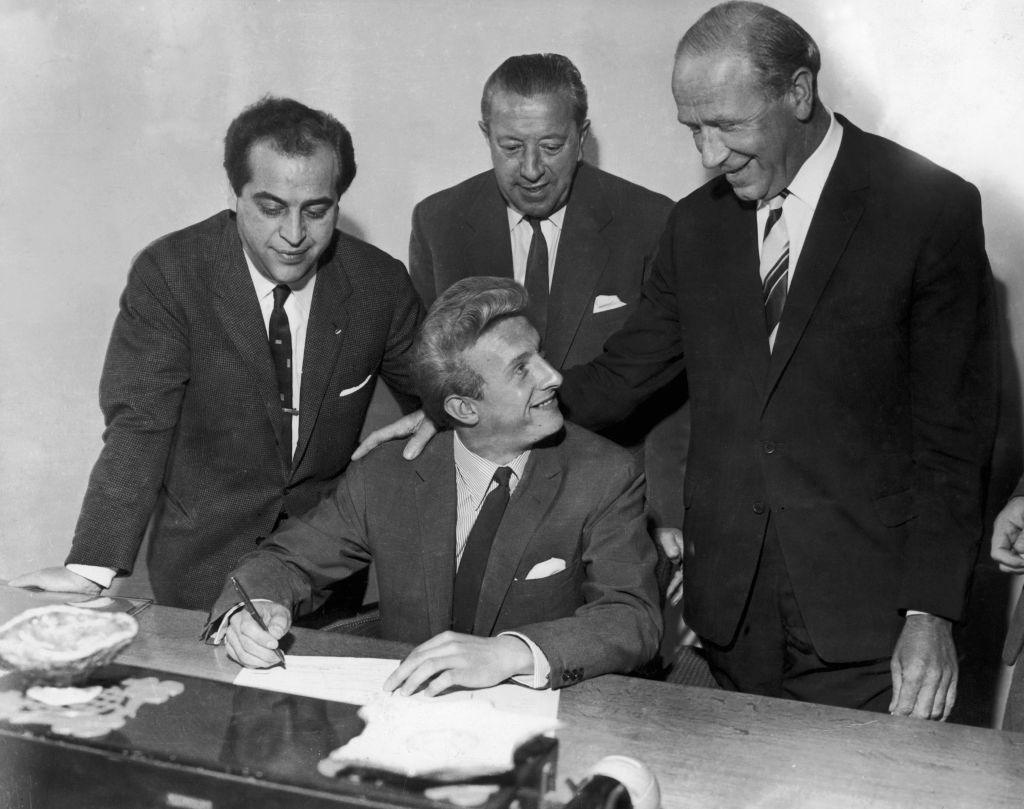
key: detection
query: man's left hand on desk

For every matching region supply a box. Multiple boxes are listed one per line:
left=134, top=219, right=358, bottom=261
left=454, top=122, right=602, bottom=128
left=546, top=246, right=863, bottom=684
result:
left=384, top=631, right=533, bottom=696
left=889, top=613, right=957, bottom=721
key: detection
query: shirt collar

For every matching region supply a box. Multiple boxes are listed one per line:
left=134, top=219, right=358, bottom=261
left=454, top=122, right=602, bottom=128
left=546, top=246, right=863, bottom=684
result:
left=453, top=431, right=530, bottom=510
left=242, top=248, right=317, bottom=313
left=770, top=108, right=843, bottom=211
left=505, top=204, right=567, bottom=233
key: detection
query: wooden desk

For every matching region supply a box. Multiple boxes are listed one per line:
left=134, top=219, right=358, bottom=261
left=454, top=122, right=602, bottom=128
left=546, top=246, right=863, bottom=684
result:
left=3, top=586, right=1022, bottom=809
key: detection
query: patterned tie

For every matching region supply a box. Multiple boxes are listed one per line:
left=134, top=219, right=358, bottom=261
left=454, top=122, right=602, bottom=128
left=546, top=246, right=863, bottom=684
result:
left=760, top=190, right=791, bottom=341
left=524, top=217, right=549, bottom=341
left=452, top=466, right=513, bottom=634
left=269, top=284, right=293, bottom=464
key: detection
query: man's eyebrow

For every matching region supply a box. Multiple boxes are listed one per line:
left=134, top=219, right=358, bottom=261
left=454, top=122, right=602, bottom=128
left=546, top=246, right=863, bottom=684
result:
left=251, top=192, right=336, bottom=208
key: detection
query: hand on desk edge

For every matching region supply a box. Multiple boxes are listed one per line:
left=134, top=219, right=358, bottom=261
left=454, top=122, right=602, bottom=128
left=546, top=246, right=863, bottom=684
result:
left=383, top=631, right=534, bottom=696
left=9, top=565, right=102, bottom=596
left=890, top=613, right=957, bottom=721
left=223, top=599, right=292, bottom=669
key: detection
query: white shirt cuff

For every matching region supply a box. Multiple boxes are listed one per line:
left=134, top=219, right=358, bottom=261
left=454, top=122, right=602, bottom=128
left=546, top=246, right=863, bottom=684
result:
left=499, top=631, right=551, bottom=689
left=66, top=564, right=116, bottom=588
left=905, top=610, right=930, bottom=617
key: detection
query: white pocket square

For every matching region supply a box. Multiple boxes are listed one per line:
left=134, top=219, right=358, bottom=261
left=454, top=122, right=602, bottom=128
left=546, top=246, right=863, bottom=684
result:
left=524, top=557, right=566, bottom=580
left=339, top=373, right=373, bottom=397
left=593, top=294, right=627, bottom=314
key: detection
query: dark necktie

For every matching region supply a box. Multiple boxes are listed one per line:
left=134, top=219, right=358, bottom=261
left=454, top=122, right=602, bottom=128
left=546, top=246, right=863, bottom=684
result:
left=269, top=284, right=293, bottom=463
left=452, top=466, right=513, bottom=634
left=524, top=217, right=549, bottom=341
left=760, top=189, right=791, bottom=342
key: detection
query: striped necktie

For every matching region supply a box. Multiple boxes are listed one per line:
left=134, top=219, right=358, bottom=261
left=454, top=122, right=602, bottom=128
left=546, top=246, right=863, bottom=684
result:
left=760, top=190, right=790, bottom=342
left=269, top=283, right=293, bottom=464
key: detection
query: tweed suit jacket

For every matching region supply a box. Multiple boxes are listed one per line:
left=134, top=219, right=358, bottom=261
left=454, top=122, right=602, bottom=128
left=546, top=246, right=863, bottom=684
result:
left=560, top=117, right=998, bottom=663
left=68, top=210, right=424, bottom=610
left=211, top=424, right=662, bottom=687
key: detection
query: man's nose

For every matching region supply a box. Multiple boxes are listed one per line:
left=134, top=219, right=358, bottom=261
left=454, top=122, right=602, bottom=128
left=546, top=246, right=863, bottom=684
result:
left=539, top=358, right=563, bottom=389
left=696, top=129, right=729, bottom=169
left=519, top=146, right=544, bottom=181
left=280, top=211, right=305, bottom=245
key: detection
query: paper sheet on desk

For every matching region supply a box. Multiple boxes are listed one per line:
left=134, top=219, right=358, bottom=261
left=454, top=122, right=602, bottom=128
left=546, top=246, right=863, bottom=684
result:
left=234, top=655, right=560, bottom=719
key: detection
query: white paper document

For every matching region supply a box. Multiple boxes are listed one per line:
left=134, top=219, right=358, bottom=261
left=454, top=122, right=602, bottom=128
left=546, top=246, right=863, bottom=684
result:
left=233, top=655, right=560, bottom=719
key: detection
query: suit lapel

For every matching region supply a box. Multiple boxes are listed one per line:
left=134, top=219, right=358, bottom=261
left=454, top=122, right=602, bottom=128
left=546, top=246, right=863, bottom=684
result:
left=718, top=191, right=771, bottom=401
left=211, top=220, right=289, bottom=467
left=546, top=164, right=612, bottom=369
left=763, top=122, right=867, bottom=406
left=473, top=443, right=563, bottom=636
left=292, top=239, right=353, bottom=472
left=461, top=176, right=515, bottom=280
left=413, top=433, right=459, bottom=635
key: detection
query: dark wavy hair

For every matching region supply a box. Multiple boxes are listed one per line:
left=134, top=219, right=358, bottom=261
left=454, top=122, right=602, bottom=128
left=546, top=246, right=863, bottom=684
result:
left=223, top=96, right=357, bottom=197
left=413, top=277, right=530, bottom=429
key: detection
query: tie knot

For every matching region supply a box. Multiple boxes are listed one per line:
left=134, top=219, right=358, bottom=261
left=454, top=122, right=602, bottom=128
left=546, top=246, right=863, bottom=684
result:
left=273, top=284, right=291, bottom=308
left=769, top=190, right=789, bottom=210
left=492, top=466, right=513, bottom=489
left=526, top=216, right=545, bottom=235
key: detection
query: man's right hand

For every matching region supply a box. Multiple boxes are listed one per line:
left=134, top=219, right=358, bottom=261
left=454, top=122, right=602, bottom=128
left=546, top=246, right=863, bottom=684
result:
left=223, top=601, right=292, bottom=669
left=351, top=409, right=438, bottom=461
left=991, top=496, right=1024, bottom=574
left=9, top=567, right=102, bottom=595
left=656, top=527, right=685, bottom=606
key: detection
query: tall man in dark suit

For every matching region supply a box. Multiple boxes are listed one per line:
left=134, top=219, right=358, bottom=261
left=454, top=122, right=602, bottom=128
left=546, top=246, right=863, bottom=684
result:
left=556, top=2, right=998, bottom=717
left=409, top=54, right=687, bottom=542
left=12, top=97, right=423, bottom=610
left=213, top=277, right=661, bottom=693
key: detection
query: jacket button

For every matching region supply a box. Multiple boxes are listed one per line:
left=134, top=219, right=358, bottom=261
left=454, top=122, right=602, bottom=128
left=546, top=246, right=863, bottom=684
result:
left=752, top=501, right=765, bottom=514
left=764, top=441, right=776, bottom=454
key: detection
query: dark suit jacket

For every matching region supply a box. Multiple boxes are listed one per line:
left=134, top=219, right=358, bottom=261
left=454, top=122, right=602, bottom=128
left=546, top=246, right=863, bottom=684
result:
left=211, top=424, right=662, bottom=687
left=560, top=117, right=998, bottom=663
left=68, top=210, right=424, bottom=610
left=410, top=162, right=688, bottom=525
left=410, top=162, right=672, bottom=369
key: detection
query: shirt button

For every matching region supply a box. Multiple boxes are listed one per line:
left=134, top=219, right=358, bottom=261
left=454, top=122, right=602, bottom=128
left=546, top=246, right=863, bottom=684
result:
left=752, top=501, right=765, bottom=514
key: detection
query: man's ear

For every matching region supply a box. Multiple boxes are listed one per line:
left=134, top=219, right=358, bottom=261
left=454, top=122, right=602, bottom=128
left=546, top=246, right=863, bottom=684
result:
left=444, top=394, right=479, bottom=427
left=478, top=120, right=490, bottom=142
left=577, top=119, right=591, bottom=159
left=788, top=67, right=815, bottom=122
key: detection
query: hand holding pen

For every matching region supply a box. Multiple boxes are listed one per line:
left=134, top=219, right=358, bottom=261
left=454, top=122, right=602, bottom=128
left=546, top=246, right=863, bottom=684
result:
left=229, top=576, right=287, bottom=669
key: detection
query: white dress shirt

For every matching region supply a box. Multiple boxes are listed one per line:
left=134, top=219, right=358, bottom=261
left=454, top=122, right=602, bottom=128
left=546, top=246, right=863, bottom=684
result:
left=756, top=110, right=843, bottom=348
left=506, top=205, right=567, bottom=290
left=453, top=432, right=551, bottom=688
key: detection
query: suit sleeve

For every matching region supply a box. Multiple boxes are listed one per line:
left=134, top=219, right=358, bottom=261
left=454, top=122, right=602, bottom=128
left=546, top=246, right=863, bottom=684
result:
left=209, top=461, right=374, bottom=621
left=513, top=461, right=663, bottom=687
left=376, top=257, right=425, bottom=403
left=409, top=202, right=439, bottom=309
left=559, top=213, right=688, bottom=430
left=901, top=181, right=998, bottom=619
left=67, top=250, right=190, bottom=572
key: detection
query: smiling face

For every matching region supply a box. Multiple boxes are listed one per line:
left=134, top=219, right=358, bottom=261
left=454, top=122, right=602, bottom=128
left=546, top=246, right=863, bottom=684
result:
left=449, top=315, right=564, bottom=463
left=235, top=139, right=340, bottom=285
left=481, top=90, right=589, bottom=218
left=672, top=50, right=814, bottom=202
